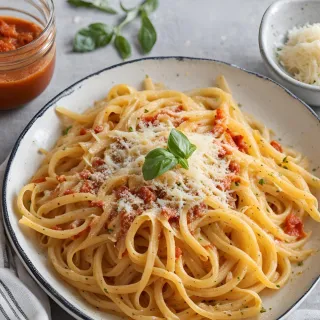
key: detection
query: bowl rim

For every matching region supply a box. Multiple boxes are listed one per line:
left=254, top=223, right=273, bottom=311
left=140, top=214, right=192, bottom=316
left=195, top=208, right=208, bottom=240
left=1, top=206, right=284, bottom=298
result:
left=2, top=56, right=320, bottom=320
left=259, top=0, right=320, bottom=92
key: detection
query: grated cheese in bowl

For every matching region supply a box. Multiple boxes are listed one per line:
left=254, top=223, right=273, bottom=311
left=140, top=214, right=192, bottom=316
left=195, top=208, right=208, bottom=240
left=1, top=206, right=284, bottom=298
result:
left=277, top=23, right=320, bottom=86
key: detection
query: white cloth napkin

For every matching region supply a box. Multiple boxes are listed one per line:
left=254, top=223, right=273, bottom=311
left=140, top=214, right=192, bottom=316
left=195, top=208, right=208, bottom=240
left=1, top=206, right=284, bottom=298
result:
left=0, top=159, right=319, bottom=320
left=0, top=160, right=51, bottom=320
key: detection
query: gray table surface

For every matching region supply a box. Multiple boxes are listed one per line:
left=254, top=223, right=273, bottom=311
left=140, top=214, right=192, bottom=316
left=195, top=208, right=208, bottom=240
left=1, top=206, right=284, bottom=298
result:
left=1, top=0, right=319, bottom=319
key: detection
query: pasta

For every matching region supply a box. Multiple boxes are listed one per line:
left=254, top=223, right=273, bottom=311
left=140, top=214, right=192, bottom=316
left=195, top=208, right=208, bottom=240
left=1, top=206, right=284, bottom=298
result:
left=17, top=76, right=320, bottom=319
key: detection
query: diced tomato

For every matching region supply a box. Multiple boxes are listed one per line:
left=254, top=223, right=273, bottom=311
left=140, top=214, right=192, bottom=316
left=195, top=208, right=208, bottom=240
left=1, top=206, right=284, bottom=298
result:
left=229, top=160, right=240, bottom=174
left=225, top=129, right=248, bottom=153
left=161, top=207, right=178, bottom=222
left=120, top=211, right=136, bottom=236
left=142, top=114, right=159, bottom=125
left=80, top=128, right=87, bottom=135
left=32, top=177, right=46, bottom=183
left=188, top=203, right=206, bottom=223
left=92, top=158, right=105, bottom=167
left=56, top=175, right=66, bottom=183
left=212, top=108, right=226, bottom=136
left=270, top=140, right=283, bottom=153
left=63, top=189, right=74, bottom=195
left=175, top=247, right=182, bottom=259
left=218, top=175, right=240, bottom=191
left=114, top=186, right=130, bottom=200
left=225, top=129, right=238, bottom=147
left=94, top=125, right=104, bottom=133
left=284, top=213, right=306, bottom=239
left=136, top=186, right=156, bottom=204
left=89, top=200, right=104, bottom=208
left=80, top=181, right=92, bottom=193
left=51, top=225, right=63, bottom=231
left=215, top=108, right=225, bottom=122
left=232, top=135, right=248, bottom=153
left=175, top=105, right=183, bottom=112
left=79, top=170, right=91, bottom=179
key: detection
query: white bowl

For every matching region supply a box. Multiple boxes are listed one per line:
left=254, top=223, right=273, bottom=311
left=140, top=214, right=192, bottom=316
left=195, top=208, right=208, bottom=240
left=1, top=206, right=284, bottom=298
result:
left=2, top=57, right=320, bottom=320
left=259, top=0, right=320, bottom=106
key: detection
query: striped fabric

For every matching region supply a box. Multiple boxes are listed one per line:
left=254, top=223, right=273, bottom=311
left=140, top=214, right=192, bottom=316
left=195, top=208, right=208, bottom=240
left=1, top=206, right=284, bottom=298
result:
left=0, top=161, right=50, bottom=320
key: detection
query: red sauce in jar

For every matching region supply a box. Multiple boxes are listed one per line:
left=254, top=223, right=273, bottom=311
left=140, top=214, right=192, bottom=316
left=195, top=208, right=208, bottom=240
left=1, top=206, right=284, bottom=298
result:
left=0, top=16, right=56, bottom=109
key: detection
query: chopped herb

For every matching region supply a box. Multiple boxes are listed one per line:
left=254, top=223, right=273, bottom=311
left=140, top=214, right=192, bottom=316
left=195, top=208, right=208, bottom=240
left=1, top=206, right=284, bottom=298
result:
left=298, top=261, right=303, bottom=266
left=237, top=277, right=240, bottom=280
left=238, top=103, right=242, bottom=107
left=283, top=156, right=288, bottom=163
left=260, top=307, right=267, bottom=313
left=235, top=181, right=240, bottom=186
left=283, top=166, right=288, bottom=169
left=258, top=178, right=265, bottom=185
left=276, top=284, right=280, bottom=288
left=104, top=288, right=108, bottom=293
left=63, top=126, right=72, bottom=135
left=312, top=168, right=317, bottom=172
left=144, top=109, right=149, bottom=113
left=128, top=127, right=133, bottom=132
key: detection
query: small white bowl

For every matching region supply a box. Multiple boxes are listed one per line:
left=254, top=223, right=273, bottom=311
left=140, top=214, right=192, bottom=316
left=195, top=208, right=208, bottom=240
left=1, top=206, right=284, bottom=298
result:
left=259, top=0, right=320, bottom=106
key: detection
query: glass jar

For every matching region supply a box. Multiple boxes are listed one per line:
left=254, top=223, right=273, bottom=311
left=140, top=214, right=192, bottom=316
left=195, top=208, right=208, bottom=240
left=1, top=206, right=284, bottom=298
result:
left=0, top=0, right=56, bottom=110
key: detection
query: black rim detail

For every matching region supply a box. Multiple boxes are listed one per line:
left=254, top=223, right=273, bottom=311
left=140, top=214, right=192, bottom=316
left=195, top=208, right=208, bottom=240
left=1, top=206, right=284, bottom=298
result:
left=2, top=56, right=320, bottom=320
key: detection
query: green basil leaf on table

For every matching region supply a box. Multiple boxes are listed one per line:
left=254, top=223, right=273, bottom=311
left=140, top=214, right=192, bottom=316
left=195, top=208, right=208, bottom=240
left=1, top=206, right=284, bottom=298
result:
left=138, top=10, right=157, bottom=53
left=141, top=0, right=159, bottom=14
left=167, top=129, right=197, bottom=160
left=142, top=148, right=178, bottom=181
left=120, top=1, right=137, bottom=13
left=114, top=35, right=132, bottom=59
left=117, top=9, right=140, bottom=29
left=73, top=23, right=114, bottom=52
left=67, top=0, right=117, bottom=14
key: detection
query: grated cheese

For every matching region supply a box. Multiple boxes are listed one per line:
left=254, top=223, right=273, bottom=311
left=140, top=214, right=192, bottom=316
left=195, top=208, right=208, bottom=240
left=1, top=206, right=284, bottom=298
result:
left=278, top=23, right=320, bottom=85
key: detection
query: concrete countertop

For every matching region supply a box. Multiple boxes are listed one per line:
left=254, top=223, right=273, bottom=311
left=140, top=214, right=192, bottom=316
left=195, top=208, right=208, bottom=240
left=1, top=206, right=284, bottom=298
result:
left=1, top=0, right=318, bottom=318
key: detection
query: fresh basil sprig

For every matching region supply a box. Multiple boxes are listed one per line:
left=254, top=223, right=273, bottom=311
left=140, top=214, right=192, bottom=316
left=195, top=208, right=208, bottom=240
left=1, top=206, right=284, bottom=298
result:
left=68, top=0, right=117, bottom=14
left=138, top=10, right=157, bottom=53
left=143, top=148, right=178, bottom=181
left=74, top=23, right=114, bottom=52
left=71, top=0, right=158, bottom=59
left=114, top=35, right=131, bottom=60
left=142, top=129, right=197, bottom=180
left=167, top=126, right=196, bottom=160
left=141, top=0, right=159, bottom=14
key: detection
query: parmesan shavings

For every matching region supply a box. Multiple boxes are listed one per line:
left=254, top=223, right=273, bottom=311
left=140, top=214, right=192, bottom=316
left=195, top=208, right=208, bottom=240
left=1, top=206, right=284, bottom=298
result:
left=278, top=23, right=320, bottom=85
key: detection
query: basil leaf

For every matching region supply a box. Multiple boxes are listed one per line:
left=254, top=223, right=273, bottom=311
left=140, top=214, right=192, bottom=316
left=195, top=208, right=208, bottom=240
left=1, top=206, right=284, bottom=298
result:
left=120, top=1, right=136, bottom=13
left=68, top=0, right=117, bottom=14
left=73, top=23, right=113, bottom=52
left=118, top=9, right=139, bottom=29
left=141, top=0, right=159, bottom=14
left=143, top=148, right=178, bottom=181
left=178, top=158, right=189, bottom=169
left=138, top=11, right=157, bottom=53
left=114, top=35, right=131, bottom=60
left=167, top=129, right=197, bottom=160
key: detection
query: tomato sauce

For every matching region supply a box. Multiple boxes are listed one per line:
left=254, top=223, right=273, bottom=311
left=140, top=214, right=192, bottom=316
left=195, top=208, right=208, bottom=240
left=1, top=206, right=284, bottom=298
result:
left=0, top=17, right=56, bottom=109
left=284, top=213, right=306, bottom=239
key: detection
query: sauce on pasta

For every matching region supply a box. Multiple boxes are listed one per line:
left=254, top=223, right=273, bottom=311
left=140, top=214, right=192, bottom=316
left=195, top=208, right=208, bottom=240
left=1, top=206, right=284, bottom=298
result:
left=17, top=76, right=320, bottom=319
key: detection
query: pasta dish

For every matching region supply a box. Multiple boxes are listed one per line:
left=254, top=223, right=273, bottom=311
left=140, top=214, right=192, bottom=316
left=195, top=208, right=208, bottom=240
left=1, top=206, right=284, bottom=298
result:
left=17, top=76, right=320, bottom=319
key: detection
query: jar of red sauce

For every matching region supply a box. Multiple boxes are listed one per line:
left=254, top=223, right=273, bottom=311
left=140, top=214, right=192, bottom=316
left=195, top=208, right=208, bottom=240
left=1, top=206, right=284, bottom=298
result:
left=0, top=0, right=56, bottom=110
